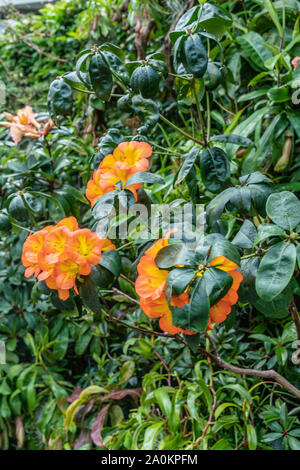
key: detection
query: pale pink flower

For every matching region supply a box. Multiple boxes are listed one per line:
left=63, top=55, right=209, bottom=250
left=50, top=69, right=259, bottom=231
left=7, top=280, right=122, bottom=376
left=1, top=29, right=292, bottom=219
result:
left=292, top=57, right=300, bottom=70
left=0, top=106, right=54, bottom=144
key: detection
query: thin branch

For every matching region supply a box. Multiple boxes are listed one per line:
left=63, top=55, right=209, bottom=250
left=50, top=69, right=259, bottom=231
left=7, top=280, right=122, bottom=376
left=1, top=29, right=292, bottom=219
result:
left=194, top=387, right=217, bottom=447
left=111, top=287, right=140, bottom=305
left=155, top=352, right=171, bottom=387
left=119, top=273, right=136, bottom=287
left=289, top=298, right=300, bottom=341
left=201, top=335, right=300, bottom=401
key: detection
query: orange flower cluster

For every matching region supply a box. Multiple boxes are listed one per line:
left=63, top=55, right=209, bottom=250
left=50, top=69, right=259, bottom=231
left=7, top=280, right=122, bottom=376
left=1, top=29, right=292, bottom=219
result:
left=0, top=106, right=54, bottom=144
left=86, top=141, right=152, bottom=206
left=135, top=231, right=194, bottom=335
left=135, top=235, right=243, bottom=335
left=22, top=216, right=115, bottom=300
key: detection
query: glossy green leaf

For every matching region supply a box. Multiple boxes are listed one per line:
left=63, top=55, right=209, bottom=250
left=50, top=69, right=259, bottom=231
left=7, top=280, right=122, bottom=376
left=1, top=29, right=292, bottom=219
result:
left=172, top=277, right=209, bottom=332
left=256, top=242, right=296, bottom=301
left=99, top=250, right=121, bottom=277
left=204, top=267, right=233, bottom=306
left=232, top=220, right=256, bottom=249
left=200, top=147, right=230, bottom=193
left=254, top=224, right=286, bottom=246
left=266, top=191, right=300, bottom=230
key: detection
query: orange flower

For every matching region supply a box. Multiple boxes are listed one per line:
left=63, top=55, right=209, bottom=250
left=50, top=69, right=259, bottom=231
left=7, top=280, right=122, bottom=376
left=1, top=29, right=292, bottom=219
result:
left=136, top=241, right=243, bottom=334
left=135, top=232, right=174, bottom=300
left=136, top=231, right=196, bottom=335
left=54, top=258, right=90, bottom=290
left=56, top=216, right=79, bottom=232
left=101, top=238, right=116, bottom=251
left=136, top=255, right=169, bottom=300
left=100, top=141, right=152, bottom=173
left=208, top=256, right=243, bottom=325
left=140, top=292, right=194, bottom=335
left=21, top=230, right=47, bottom=278
left=43, top=226, right=72, bottom=264
left=85, top=141, right=152, bottom=206
left=22, top=217, right=115, bottom=301
left=45, top=275, right=71, bottom=301
left=66, top=229, right=103, bottom=269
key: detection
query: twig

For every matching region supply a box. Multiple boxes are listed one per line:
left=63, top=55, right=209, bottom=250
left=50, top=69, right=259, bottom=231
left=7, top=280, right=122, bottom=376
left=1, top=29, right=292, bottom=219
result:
left=290, top=298, right=300, bottom=341
left=155, top=351, right=171, bottom=386
left=111, top=287, right=140, bottom=305
left=0, top=58, right=22, bottom=86
left=6, top=26, right=67, bottom=63
left=119, top=273, right=135, bottom=287
left=194, top=387, right=217, bottom=447
left=201, top=335, right=300, bottom=400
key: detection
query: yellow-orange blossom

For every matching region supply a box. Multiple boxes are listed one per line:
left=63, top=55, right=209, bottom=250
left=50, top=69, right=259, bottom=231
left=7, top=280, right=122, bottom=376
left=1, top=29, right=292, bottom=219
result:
left=22, top=216, right=115, bottom=300
left=135, top=234, right=243, bottom=334
left=86, top=141, right=152, bottom=206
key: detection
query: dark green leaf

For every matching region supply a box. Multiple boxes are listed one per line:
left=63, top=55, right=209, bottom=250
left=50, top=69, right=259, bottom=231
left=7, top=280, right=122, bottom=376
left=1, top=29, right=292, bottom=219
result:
left=266, top=191, right=300, bottom=231
left=256, top=242, right=296, bottom=301
left=200, top=147, right=230, bottom=193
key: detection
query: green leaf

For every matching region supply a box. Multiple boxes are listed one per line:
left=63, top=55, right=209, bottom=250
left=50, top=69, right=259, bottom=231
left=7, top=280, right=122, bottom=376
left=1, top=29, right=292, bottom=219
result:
left=208, top=239, right=241, bottom=266
left=210, top=134, right=254, bottom=147
left=237, top=32, right=272, bottom=71
left=154, top=388, right=172, bottom=417
left=246, top=424, right=257, bottom=450
left=27, top=371, right=37, bottom=414
left=125, top=171, right=164, bottom=188
left=155, top=244, right=197, bottom=269
left=204, top=267, right=233, bottom=306
left=142, top=422, right=164, bottom=450
left=200, top=147, right=230, bottom=193
left=99, top=250, right=121, bottom=277
left=176, top=147, right=199, bottom=185
left=80, top=276, right=102, bottom=315
left=256, top=242, right=296, bottom=301
left=254, top=224, right=286, bottom=246
left=251, top=287, right=292, bottom=319
left=232, top=220, right=256, bottom=249
left=206, top=188, right=235, bottom=226
left=172, top=277, right=209, bottom=332
left=266, top=191, right=300, bottom=231
left=166, top=268, right=195, bottom=298
left=268, top=86, right=290, bottom=103
left=288, top=437, right=300, bottom=450
left=75, top=329, right=93, bottom=355
left=262, top=0, right=283, bottom=36
left=53, top=326, right=69, bottom=360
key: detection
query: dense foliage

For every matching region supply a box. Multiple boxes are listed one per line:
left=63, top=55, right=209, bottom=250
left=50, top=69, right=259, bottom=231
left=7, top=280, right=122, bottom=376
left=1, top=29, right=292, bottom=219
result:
left=0, top=0, right=300, bottom=451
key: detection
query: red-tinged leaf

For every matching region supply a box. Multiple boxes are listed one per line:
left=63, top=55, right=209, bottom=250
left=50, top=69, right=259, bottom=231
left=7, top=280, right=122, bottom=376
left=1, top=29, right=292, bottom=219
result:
left=91, top=405, right=110, bottom=448
left=74, top=430, right=91, bottom=450
left=66, top=386, right=83, bottom=403
left=103, top=388, right=142, bottom=402
left=16, top=416, right=25, bottom=448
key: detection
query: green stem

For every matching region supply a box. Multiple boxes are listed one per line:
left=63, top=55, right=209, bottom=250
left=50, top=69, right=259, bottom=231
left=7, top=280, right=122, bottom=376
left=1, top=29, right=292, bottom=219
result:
left=206, top=91, right=211, bottom=142
left=192, top=78, right=207, bottom=146
left=159, top=114, right=205, bottom=146
left=241, top=253, right=259, bottom=260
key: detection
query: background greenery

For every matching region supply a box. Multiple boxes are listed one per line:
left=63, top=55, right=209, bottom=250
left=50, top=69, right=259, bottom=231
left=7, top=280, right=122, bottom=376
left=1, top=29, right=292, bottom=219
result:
left=0, top=0, right=299, bottom=450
